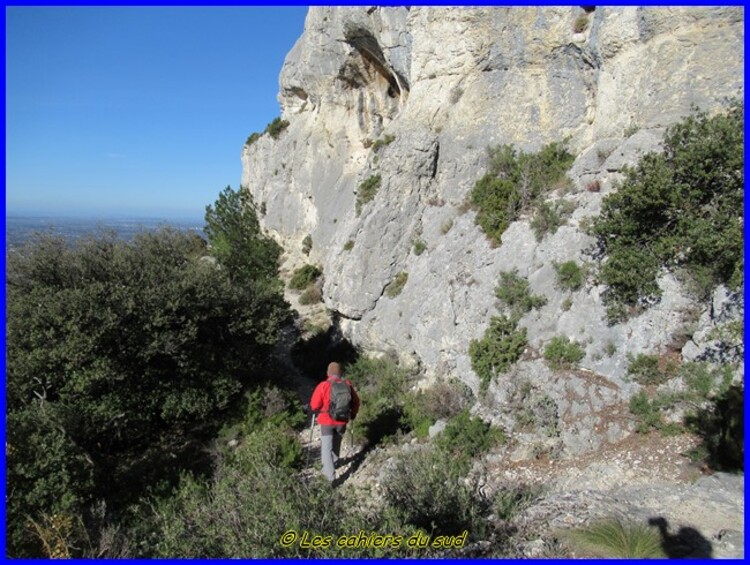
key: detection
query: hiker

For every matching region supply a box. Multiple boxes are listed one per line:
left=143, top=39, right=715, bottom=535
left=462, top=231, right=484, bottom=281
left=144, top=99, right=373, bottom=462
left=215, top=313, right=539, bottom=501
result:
left=309, top=361, right=360, bottom=483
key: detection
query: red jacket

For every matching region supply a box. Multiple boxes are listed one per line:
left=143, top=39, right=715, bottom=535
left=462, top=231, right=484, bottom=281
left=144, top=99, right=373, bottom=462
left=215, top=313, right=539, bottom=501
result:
left=310, top=375, right=360, bottom=426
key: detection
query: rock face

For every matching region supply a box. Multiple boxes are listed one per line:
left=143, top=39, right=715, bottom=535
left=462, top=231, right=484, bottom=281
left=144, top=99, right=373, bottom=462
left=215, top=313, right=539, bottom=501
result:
left=242, top=7, right=743, bottom=456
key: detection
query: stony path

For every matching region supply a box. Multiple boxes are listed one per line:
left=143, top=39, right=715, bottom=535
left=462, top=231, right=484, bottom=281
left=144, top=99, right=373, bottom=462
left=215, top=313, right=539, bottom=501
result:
left=299, top=423, right=744, bottom=558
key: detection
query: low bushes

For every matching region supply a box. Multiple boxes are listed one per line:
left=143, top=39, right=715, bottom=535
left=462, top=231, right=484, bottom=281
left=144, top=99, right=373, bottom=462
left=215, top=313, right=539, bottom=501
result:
left=385, top=272, right=408, bottom=298
left=289, top=264, right=322, bottom=290
left=356, top=174, right=382, bottom=216
left=470, top=142, right=574, bottom=246
left=554, top=261, right=585, bottom=292
left=544, top=336, right=585, bottom=370
left=495, top=270, right=546, bottom=319
left=469, top=316, right=527, bottom=392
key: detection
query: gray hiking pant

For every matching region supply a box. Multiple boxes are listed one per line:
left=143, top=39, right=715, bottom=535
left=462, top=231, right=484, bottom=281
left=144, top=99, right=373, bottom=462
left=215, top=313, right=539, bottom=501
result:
left=320, top=424, right=347, bottom=482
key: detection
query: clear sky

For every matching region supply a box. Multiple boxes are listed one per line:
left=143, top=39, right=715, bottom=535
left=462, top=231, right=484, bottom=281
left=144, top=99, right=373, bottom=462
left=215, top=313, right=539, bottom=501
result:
left=6, top=6, right=309, bottom=220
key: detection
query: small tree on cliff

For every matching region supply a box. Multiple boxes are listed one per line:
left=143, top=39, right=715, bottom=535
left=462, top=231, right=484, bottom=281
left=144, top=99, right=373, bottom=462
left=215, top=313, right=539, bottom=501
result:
left=204, top=185, right=283, bottom=287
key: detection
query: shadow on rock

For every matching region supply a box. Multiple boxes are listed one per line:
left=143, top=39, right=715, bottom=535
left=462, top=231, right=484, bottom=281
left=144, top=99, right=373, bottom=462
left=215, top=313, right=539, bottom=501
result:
left=648, top=517, right=713, bottom=558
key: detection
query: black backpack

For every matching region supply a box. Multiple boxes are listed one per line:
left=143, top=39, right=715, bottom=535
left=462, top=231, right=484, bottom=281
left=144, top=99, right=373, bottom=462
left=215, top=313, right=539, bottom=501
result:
left=327, top=379, right=353, bottom=421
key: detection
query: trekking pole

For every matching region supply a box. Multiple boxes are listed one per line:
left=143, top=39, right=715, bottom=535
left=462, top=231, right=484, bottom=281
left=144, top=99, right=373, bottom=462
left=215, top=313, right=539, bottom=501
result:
left=309, top=412, right=316, bottom=443
left=306, top=412, right=316, bottom=467
left=349, top=419, right=354, bottom=453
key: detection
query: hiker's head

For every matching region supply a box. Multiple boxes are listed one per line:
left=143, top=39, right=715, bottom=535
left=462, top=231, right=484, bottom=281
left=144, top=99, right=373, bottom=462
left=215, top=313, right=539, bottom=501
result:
left=327, top=362, right=342, bottom=378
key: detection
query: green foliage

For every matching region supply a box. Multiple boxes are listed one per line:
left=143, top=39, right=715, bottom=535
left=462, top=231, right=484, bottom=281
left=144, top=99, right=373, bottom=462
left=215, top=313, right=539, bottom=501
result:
left=204, top=185, right=284, bottom=286
left=372, top=134, right=396, bottom=151
left=470, top=142, right=575, bottom=245
left=629, top=391, right=671, bottom=434
left=244, top=117, right=290, bottom=146
left=343, top=239, right=355, bottom=251
left=345, top=357, right=411, bottom=445
left=566, top=518, right=665, bottom=558
left=435, top=409, right=505, bottom=471
left=6, top=228, right=289, bottom=556
left=531, top=200, right=575, bottom=241
left=544, top=336, right=585, bottom=370
left=401, top=379, right=473, bottom=439
left=265, top=116, right=290, bottom=140
left=145, top=442, right=355, bottom=557
left=412, top=238, right=427, bottom=256
left=469, top=316, right=528, bottom=391
left=385, top=271, right=408, bottom=298
left=679, top=361, right=733, bottom=399
left=495, top=269, right=547, bottom=318
left=356, top=174, right=382, bottom=216
left=554, top=260, right=585, bottom=291
left=289, top=264, right=322, bottom=290
left=383, top=446, right=493, bottom=540
left=629, top=361, right=735, bottom=440
left=626, top=353, right=677, bottom=386
left=302, top=234, right=313, bottom=255
left=592, top=103, right=744, bottom=318
left=218, top=385, right=306, bottom=445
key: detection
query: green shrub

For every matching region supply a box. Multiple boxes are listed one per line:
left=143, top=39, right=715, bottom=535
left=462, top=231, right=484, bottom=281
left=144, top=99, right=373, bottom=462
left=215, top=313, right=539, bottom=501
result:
left=554, top=261, right=585, bottom=291
left=561, top=297, right=573, bottom=311
left=626, top=353, right=677, bottom=386
left=401, top=379, right=472, bottom=439
left=289, top=264, right=322, bottom=290
left=679, top=361, right=733, bottom=399
left=345, top=357, right=411, bottom=445
left=204, top=185, right=284, bottom=285
left=435, top=409, right=505, bottom=471
left=544, top=336, right=585, bottom=370
left=531, top=200, right=575, bottom=241
left=145, top=441, right=358, bottom=558
left=5, top=228, right=289, bottom=556
left=245, top=132, right=261, bottom=146
left=565, top=518, right=665, bottom=558
left=628, top=360, right=738, bottom=448
left=592, top=103, right=744, bottom=317
left=302, top=235, right=313, bottom=255
left=383, top=446, right=493, bottom=540
left=372, top=134, right=396, bottom=151
left=495, top=269, right=547, bottom=318
left=219, top=385, right=305, bottom=442
left=356, top=174, right=382, bottom=216
left=629, top=391, right=670, bottom=434
left=470, top=142, right=575, bottom=245
left=343, top=240, right=355, bottom=251
left=265, top=117, right=290, bottom=140
left=469, top=316, right=528, bottom=391
left=385, top=271, right=408, bottom=298
left=412, top=238, right=427, bottom=256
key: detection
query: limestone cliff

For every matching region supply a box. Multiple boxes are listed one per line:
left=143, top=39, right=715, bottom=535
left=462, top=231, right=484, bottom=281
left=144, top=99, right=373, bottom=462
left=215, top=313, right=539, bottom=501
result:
left=241, top=7, right=743, bottom=457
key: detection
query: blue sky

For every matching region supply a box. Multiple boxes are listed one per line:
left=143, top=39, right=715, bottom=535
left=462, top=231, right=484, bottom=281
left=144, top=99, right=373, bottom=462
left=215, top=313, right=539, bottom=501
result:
left=6, top=6, right=309, bottom=220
